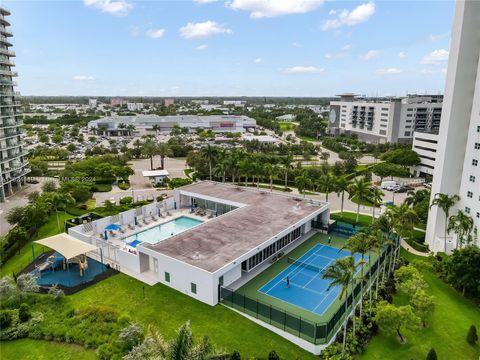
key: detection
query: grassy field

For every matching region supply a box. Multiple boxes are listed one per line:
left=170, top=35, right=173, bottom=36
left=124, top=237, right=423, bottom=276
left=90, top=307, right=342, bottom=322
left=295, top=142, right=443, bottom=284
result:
left=330, top=211, right=373, bottom=227
left=278, top=122, right=297, bottom=131
left=1, top=339, right=97, bottom=360
left=1, top=212, right=75, bottom=277
left=361, top=250, right=480, bottom=360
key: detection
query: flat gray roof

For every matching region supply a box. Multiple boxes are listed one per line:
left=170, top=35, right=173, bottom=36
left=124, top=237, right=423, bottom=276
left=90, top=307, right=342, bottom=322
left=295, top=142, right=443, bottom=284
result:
left=145, top=182, right=328, bottom=273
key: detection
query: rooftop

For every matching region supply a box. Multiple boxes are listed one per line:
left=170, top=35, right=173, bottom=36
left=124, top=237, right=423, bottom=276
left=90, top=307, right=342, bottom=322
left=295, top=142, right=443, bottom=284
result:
left=144, top=182, right=327, bottom=273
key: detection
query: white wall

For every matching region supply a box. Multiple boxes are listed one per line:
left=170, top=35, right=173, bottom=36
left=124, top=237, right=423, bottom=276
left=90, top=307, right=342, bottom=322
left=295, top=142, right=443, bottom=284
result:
left=118, top=249, right=141, bottom=273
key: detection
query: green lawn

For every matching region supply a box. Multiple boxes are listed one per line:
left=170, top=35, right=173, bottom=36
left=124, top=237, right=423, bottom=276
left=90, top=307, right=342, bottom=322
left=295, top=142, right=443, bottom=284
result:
left=279, top=122, right=297, bottom=131
left=66, top=273, right=317, bottom=359
left=330, top=211, right=373, bottom=227
left=1, top=212, right=75, bottom=277
left=361, top=250, right=480, bottom=360
left=0, top=339, right=97, bottom=360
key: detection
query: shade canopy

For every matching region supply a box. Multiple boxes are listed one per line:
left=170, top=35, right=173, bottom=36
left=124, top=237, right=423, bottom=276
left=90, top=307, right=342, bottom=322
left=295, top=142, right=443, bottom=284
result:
left=34, top=233, right=98, bottom=260
left=105, top=223, right=121, bottom=231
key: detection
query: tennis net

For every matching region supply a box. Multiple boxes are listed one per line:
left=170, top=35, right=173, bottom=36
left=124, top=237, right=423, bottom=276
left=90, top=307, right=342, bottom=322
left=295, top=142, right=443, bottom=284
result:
left=287, top=257, right=323, bottom=273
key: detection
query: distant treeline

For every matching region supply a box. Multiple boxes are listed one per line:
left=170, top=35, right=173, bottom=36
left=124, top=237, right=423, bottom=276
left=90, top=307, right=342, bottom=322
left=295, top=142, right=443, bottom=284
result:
left=23, top=114, right=101, bottom=125
left=22, top=96, right=333, bottom=106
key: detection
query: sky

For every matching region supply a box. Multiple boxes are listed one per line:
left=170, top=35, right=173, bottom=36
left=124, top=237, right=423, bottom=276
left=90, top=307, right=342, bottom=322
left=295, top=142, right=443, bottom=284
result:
left=6, top=0, right=455, bottom=97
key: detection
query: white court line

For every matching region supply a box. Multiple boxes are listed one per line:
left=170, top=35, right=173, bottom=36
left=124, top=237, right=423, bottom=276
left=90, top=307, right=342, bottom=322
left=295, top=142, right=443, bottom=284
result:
left=302, top=258, right=333, bottom=289
left=263, top=244, right=323, bottom=295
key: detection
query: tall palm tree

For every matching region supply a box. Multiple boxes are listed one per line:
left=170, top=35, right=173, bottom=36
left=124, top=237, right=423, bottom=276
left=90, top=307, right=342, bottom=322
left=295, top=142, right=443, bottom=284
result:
left=347, top=177, right=372, bottom=223
left=49, top=193, right=75, bottom=231
left=295, top=172, right=311, bottom=197
left=280, top=154, right=294, bottom=191
left=251, top=162, right=262, bottom=188
left=152, top=124, right=161, bottom=137
left=430, top=193, right=460, bottom=253
left=213, top=161, right=228, bottom=183
left=263, top=163, right=277, bottom=192
left=238, top=158, right=252, bottom=185
left=322, top=256, right=357, bottom=358
left=226, top=152, right=239, bottom=184
left=200, top=145, right=216, bottom=181
left=372, top=214, right=396, bottom=291
left=142, top=140, right=157, bottom=170
left=343, top=232, right=371, bottom=325
left=448, top=210, right=474, bottom=248
left=370, top=187, right=384, bottom=223
left=157, top=142, right=172, bottom=170
left=405, top=189, right=430, bottom=207
left=316, top=173, right=336, bottom=202
left=335, top=176, right=351, bottom=217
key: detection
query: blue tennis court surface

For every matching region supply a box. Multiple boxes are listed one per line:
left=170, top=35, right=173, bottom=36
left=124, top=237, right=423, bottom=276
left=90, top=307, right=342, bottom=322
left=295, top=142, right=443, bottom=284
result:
left=259, top=244, right=365, bottom=316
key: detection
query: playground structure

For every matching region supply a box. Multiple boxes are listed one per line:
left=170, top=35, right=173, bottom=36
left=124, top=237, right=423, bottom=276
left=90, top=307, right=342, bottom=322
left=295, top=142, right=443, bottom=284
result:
left=34, top=254, right=89, bottom=278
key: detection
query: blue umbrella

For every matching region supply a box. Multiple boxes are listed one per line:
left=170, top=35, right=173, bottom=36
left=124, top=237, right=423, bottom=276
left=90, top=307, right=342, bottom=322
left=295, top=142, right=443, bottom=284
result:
left=105, top=223, right=121, bottom=231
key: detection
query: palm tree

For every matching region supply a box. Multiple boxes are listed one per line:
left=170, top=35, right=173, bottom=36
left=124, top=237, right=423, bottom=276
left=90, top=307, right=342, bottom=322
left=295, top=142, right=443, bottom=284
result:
left=152, top=124, right=161, bottom=137
left=295, top=172, right=310, bottom=197
left=322, top=256, right=357, bottom=357
left=372, top=214, right=396, bottom=292
left=343, top=232, right=372, bottom=325
left=142, top=140, right=157, bottom=170
left=405, top=189, right=430, bottom=207
left=280, top=154, right=294, bottom=191
left=200, top=145, right=216, bottom=181
left=263, top=163, right=277, bottom=192
left=126, top=124, right=136, bottom=136
left=370, top=187, right=384, bottom=223
left=226, top=153, right=239, bottom=184
left=316, top=173, right=336, bottom=202
left=157, top=142, right=172, bottom=170
left=49, top=193, right=75, bottom=231
left=347, top=177, right=372, bottom=223
left=448, top=210, right=474, bottom=248
left=430, top=193, right=460, bottom=253
left=213, top=160, right=228, bottom=183
left=335, top=176, right=351, bottom=217
left=251, top=162, right=262, bottom=188
left=238, top=158, right=252, bottom=185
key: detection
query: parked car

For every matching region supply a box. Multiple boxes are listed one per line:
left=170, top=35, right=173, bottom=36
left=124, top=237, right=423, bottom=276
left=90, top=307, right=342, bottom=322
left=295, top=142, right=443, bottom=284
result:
left=381, top=180, right=398, bottom=190
left=389, top=185, right=401, bottom=192
left=394, top=186, right=408, bottom=193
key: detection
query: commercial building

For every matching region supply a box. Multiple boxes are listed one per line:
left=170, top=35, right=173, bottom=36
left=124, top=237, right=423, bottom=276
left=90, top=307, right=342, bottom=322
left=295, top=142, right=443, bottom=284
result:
left=88, top=115, right=256, bottom=136
left=327, top=93, right=443, bottom=144
left=164, top=98, right=174, bottom=107
left=426, top=0, right=480, bottom=252
left=88, top=98, right=97, bottom=108
left=411, top=131, right=439, bottom=177
left=110, top=97, right=126, bottom=106
left=127, top=102, right=144, bottom=112
left=0, top=7, right=29, bottom=202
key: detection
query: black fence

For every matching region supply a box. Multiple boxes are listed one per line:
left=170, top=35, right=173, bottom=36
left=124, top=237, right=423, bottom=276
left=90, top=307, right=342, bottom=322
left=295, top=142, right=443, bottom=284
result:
left=220, top=244, right=395, bottom=345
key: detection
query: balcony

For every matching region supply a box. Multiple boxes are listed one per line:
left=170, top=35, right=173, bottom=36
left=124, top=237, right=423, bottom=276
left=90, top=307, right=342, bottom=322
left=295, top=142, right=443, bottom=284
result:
left=0, top=36, right=11, bottom=46
left=0, top=56, right=14, bottom=66
left=0, top=79, right=16, bottom=86
left=0, top=150, right=27, bottom=163
left=0, top=48, right=14, bottom=57
left=0, top=29, right=12, bottom=37
left=0, top=90, right=19, bottom=97
left=0, top=69, right=18, bottom=77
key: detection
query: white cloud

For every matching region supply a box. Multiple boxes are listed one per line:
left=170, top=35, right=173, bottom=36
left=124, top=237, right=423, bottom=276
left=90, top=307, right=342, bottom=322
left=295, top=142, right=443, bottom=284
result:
left=399, top=51, right=407, bottom=58
left=227, top=0, right=324, bottom=18
left=146, top=28, right=165, bottom=39
left=292, top=42, right=302, bottom=48
left=376, top=68, right=402, bottom=75
left=179, top=21, right=232, bottom=39
left=342, top=44, right=352, bottom=50
left=254, top=57, right=263, bottom=63
left=321, top=2, right=375, bottom=30
left=196, top=44, right=208, bottom=50
left=83, top=0, right=133, bottom=16
left=285, top=66, right=324, bottom=74
left=73, top=75, right=95, bottom=81
left=421, top=49, right=449, bottom=65
left=361, top=50, right=380, bottom=60
left=194, top=0, right=218, bottom=3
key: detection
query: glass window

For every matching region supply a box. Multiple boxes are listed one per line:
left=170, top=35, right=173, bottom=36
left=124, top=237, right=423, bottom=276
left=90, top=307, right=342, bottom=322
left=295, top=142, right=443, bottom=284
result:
left=219, top=276, right=224, bottom=286
left=191, top=282, right=197, bottom=294
left=164, top=272, right=170, bottom=282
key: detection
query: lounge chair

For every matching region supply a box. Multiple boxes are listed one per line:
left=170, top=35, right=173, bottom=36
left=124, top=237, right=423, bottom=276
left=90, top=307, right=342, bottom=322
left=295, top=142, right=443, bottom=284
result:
left=143, top=218, right=150, bottom=225
left=128, top=223, right=135, bottom=230
left=119, top=227, right=126, bottom=233
left=166, top=211, right=172, bottom=216
left=152, top=215, right=158, bottom=221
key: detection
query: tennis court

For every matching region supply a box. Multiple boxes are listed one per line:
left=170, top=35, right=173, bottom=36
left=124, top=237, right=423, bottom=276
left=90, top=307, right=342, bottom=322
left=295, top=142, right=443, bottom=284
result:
left=259, top=243, right=365, bottom=316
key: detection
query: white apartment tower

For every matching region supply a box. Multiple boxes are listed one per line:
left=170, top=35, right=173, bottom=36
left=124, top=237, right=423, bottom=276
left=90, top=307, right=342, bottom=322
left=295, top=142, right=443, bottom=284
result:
left=0, top=7, right=28, bottom=202
left=426, top=0, right=480, bottom=251
left=328, top=94, right=443, bottom=144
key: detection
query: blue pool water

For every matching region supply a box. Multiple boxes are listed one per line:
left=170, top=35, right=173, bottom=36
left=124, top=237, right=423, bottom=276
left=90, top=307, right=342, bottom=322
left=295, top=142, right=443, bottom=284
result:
left=259, top=244, right=365, bottom=316
left=123, top=216, right=203, bottom=245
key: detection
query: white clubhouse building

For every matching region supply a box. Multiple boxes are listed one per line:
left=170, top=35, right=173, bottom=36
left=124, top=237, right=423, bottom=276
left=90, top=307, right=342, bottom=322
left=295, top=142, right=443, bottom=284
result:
left=69, top=182, right=329, bottom=306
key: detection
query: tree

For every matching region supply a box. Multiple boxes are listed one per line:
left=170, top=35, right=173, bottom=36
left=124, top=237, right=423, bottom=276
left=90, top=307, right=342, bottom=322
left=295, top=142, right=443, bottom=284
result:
left=467, top=325, right=478, bottom=345
left=370, top=187, right=384, bottom=222
left=18, top=303, right=31, bottom=322
left=348, top=177, right=372, bottom=223
left=372, top=162, right=409, bottom=182
left=316, top=173, right=336, bottom=202
left=395, top=265, right=427, bottom=297
left=119, top=323, right=144, bottom=351
left=268, top=350, right=280, bottom=360
left=157, top=142, right=173, bottom=170
left=6, top=206, right=26, bottom=225
left=426, top=348, right=438, bottom=360
left=200, top=145, right=216, bottom=181
left=16, top=273, right=40, bottom=293
left=231, top=350, right=241, bottom=360
left=448, top=210, right=474, bottom=249
left=375, top=301, right=420, bottom=343
left=381, top=148, right=421, bottom=167
left=319, top=151, right=330, bottom=164
left=295, top=173, right=310, bottom=197
left=42, top=179, right=57, bottom=192
left=263, top=163, right=278, bottom=192
left=343, top=154, right=358, bottom=174
left=411, top=289, right=435, bottom=327
left=142, top=140, right=158, bottom=170
left=322, top=256, right=357, bottom=357
left=280, top=155, right=294, bottom=190
left=443, top=245, right=480, bottom=297
left=335, top=177, right=350, bottom=216
left=48, top=192, right=76, bottom=231
left=430, top=193, right=460, bottom=253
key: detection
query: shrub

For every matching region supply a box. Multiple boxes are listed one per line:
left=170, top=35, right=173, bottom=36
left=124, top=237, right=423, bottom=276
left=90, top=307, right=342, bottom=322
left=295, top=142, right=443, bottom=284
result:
left=42, top=180, right=57, bottom=192
left=120, top=196, right=133, bottom=205
left=18, top=303, right=31, bottom=322
left=48, top=284, right=65, bottom=300
left=119, top=323, right=144, bottom=351
left=168, top=177, right=193, bottom=189
left=268, top=350, right=280, bottom=360
left=426, top=348, right=437, bottom=360
left=16, top=273, right=40, bottom=294
left=118, top=182, right=130, bottom=190
left=0, top=310, right=13, bottom=328
left=231, top=350, right=241, bottom=360
left=467, top=325, right=478, bottom=345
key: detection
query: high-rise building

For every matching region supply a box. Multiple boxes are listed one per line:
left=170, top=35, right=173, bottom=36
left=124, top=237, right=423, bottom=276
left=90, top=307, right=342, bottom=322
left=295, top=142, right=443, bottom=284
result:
left=0, top=7, right=28, bottom=202
left=327, top=93, right=443, bottom=144
left=426, top=0, right=480, bottom=252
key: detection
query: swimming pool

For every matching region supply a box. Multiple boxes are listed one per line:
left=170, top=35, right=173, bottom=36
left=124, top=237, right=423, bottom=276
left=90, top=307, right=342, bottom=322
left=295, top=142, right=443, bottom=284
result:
left=123, top=216, right=203, bottom=245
